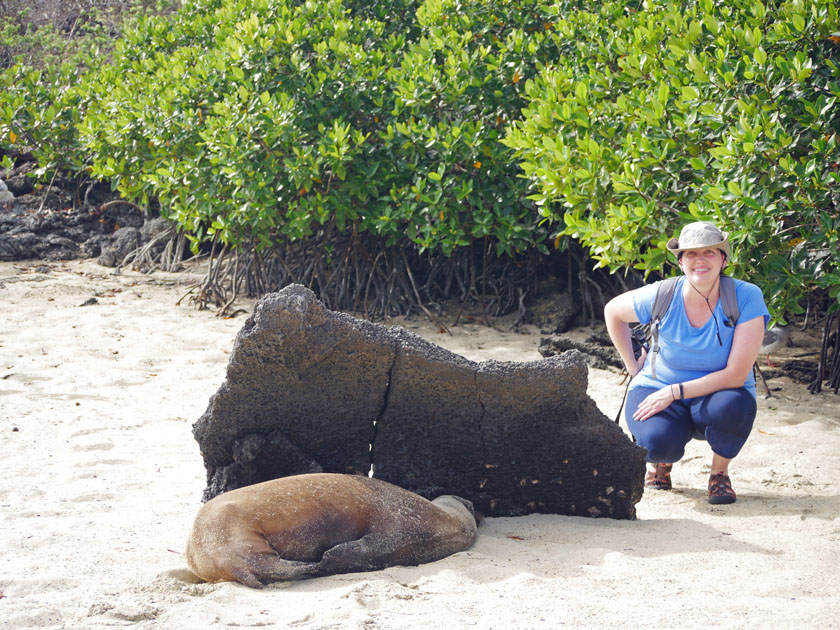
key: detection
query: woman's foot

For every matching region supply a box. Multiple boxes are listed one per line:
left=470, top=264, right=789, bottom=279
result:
left=644, top=463, right=673, bottom=490
left=708, top=472, right=736, bottom=504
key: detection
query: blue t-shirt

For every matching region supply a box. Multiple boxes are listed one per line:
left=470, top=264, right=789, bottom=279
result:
left=631, top=276, right=770, bottom=398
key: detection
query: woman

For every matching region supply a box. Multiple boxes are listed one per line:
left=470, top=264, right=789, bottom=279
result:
left=604, top=222, right=769, bottom=504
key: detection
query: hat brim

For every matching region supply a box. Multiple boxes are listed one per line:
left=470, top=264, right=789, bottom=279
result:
left=666, top=237, right=731, bottom=259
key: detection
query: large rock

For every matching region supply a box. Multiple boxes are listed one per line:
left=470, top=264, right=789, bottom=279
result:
left=194, top=285, right=646, bottom=519
left=529, top=289, right=579, bottom=333
left=97, top=226, right=141, bottom=267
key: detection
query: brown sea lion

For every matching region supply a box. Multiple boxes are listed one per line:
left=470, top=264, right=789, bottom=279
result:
left=185, top=473, right=480, bottom=587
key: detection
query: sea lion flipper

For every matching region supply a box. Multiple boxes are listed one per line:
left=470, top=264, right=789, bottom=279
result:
left=248, top=552, right=321, bottom=583
left=232, top=566, right=264, bottom=589
left=317, top=533, right=394, bottom=574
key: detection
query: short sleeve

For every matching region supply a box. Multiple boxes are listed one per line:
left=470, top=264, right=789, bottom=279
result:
left=735, top=280, right=770, bottom=328
left=632, top=281, right=663, bottom=325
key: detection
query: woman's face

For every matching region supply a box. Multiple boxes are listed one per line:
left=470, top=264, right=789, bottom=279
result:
left=679, top=248, right=726, bottom=284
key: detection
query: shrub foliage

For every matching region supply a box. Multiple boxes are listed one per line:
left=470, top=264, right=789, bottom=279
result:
left=1, top=0, right=838, bottom=327
left=69, top=0, right=558, bottom=316
left=77, top=0, right=554, bottom=255
left=504, top=0, right=840, bottom=322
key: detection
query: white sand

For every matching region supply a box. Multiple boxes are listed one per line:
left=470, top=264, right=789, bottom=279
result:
left=2, top=259, right=839, bottom=629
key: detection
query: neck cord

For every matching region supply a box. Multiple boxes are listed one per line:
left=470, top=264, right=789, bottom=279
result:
left=685, top=275, right=723, bottom=345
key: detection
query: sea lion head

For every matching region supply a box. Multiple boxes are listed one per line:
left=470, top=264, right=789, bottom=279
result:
left=433, top=494, right=483, bottom=526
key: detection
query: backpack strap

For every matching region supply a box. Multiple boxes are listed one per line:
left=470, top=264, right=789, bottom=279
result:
left=719, top=275, right=740, bottom=327
left=648, top=276, right=679, bottom=381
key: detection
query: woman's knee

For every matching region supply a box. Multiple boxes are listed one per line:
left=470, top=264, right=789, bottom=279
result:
left=625, top=388, right=693, bottom=462
left=641, top=436, right=686, bottom=463
left=694, top=389, right=757, bottom=458
left=696, top=389, right=757, bottom=434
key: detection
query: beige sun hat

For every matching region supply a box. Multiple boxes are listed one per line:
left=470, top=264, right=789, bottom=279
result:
left=666, top=221, right=730, bottom=259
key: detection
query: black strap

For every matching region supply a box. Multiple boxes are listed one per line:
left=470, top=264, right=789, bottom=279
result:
left=614, top=377, right=632, bottom=424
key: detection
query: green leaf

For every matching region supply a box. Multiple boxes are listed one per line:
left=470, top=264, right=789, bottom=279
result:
left=681, top=86, right=699, bottom=100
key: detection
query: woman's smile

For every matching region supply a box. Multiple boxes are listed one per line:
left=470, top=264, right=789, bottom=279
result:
left=681, top=249, right=724, bottom=280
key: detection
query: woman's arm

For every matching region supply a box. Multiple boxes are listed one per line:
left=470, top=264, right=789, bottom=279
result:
left=605, top=289, right=678, bottom=422
left=675, top=315, right=766, bottom=399
left=604, top=291, right=646, bottom=377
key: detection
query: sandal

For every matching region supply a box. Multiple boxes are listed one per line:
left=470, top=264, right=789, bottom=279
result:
left=708, top=473, right=736, bottom=505
left=644, top=463, right=673, bottom=490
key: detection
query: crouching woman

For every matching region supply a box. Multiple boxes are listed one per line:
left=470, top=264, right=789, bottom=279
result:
left=604, top=222, right=769, bottom=504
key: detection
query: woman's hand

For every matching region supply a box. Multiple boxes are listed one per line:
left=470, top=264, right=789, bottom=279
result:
left=632, top=347, right=647, bottom=377
left=632, top=385, right=676, bottom=422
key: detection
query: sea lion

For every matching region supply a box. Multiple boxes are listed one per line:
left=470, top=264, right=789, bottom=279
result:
left=185, top=473, right=480, bottom=587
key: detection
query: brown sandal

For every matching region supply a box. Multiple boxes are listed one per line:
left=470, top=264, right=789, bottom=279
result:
left=708, top=473, right=736, bottom=504
left=644, top=463, right=673, bottom=490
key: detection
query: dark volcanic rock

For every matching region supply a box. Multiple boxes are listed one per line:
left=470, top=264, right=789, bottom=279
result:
left=194, top=284, right=646, bottom=519
left=529, top=290, right=579, bottom=333
left=194, top=287, right=395, bottom=496
left=372, top=326, right=483, bottom=499
left=0, top=161, right=149, bottom=262
left=0, top=203, right=104, bottom=261
left=539, top=333, right=623, bottom=371
left=97, top=226, right=141, bottom=267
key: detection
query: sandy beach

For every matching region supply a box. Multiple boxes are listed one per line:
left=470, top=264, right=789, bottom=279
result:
left=2, top=258, right=839, bottom=629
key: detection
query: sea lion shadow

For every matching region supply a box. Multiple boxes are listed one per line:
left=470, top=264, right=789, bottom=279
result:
left=260, top=558, right=481, bottom=594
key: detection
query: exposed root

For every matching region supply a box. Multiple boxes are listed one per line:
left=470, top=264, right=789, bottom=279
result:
left=167, top=228, right=627, bottom=328
left=810, top=310, right=840, bottom=395
left=178, top=230, right=552, bottom=321
left=119, top=225, right=187, bottom=273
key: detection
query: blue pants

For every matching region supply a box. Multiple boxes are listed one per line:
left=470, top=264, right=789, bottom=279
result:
left=625, top=387, right=757, bottom=463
